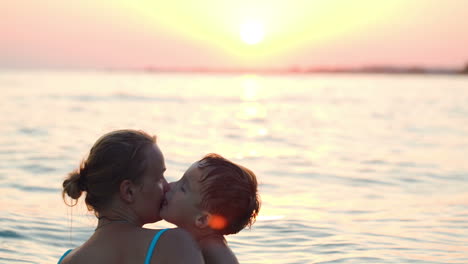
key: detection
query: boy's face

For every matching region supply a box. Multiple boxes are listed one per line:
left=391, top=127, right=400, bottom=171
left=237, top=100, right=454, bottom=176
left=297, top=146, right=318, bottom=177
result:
left=160, top=161, right=205, bottom=230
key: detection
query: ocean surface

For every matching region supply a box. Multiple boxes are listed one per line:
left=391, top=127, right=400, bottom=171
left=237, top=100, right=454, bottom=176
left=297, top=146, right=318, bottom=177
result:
left=0, top=70, right=467, bottom=264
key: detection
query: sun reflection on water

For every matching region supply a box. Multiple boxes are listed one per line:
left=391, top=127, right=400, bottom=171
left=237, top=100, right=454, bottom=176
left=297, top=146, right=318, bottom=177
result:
left=237, top=75, right=267, bottom=123
left=237, top=102, right=267, bottom=121
left=231, top=74, right=271, bottom=159
left=240, top=74, right=262, bottom=101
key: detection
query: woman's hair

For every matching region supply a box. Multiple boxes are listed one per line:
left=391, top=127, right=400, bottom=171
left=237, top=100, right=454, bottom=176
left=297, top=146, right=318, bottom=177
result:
left=197, top=153, right=260, bottom=235
left=62, top=129, right=156, bottom=214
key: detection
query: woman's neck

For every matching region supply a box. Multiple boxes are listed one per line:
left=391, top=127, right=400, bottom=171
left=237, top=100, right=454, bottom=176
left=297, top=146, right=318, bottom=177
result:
left=95, top=216, right=132, bottom=231
left=97, top=204, right=142, bottom=228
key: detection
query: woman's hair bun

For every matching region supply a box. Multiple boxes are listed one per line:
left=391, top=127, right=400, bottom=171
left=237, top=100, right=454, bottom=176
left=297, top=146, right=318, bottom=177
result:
left=62, top=170, right=84, bottom=202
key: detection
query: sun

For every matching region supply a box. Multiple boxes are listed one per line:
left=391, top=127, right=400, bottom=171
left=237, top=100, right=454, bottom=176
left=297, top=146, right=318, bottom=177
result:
left=239, top=20, right=265, bottom=45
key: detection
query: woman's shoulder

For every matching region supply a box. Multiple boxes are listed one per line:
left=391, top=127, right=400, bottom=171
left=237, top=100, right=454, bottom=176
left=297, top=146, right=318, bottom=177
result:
left=150, top=228, right=198, bottom=250
left=149, top=228, right=204, bottom=264
left=60, top=228, right=204, bottom=264
left=141, top=227, right=193, bottom=242
left=162, top=228, right=194, bottom=241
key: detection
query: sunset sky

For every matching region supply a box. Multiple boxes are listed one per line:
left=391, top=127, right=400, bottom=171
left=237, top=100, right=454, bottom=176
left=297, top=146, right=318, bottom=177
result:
left=2, top=0, right=468, bottom=70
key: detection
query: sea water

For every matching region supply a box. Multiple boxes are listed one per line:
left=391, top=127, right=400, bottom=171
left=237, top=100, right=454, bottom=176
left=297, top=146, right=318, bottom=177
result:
left=0, top=70, right=467, bottom=264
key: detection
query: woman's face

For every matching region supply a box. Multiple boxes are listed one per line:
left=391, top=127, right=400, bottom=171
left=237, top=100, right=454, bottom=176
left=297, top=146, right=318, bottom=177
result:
left=133, top=144, right=169, bottom=224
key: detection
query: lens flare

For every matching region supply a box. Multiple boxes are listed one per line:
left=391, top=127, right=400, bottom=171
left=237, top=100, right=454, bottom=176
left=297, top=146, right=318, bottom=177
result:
left=209, top=214, right=228, bottom=230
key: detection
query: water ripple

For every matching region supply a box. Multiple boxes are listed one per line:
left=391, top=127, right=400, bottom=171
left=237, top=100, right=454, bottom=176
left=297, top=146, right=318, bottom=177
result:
left=0, top=257, right=35, bottom=264
left=0, top=230, right=25, bottom=239
left=315, top=256, right=384, bottom=264
left=45, top=94, right=186, bottom=103
left=8, top=184, right=59, bottom=193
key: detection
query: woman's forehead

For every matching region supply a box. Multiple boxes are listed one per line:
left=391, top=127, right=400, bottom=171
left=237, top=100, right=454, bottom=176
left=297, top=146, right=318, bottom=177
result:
left=146, top=145, right=165, bottom=170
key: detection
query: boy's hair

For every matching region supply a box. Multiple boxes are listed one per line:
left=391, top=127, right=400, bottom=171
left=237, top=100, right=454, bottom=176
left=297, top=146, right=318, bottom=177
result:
left=197, top=153, right=260, bottom=235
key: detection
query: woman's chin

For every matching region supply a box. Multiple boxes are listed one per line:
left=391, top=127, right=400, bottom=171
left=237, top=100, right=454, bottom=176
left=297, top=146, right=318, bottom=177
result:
left=159, top=212, right=176, bottom=226
left=160, top=198, right=168, bottom=209
left=144, top=215, right=162, bottom=225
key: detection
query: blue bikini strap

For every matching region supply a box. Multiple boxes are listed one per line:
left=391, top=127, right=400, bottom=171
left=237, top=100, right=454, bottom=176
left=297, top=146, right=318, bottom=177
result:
left=57, top=249, right=72, bottom=264
left=144, top=228, right=170, bottom=264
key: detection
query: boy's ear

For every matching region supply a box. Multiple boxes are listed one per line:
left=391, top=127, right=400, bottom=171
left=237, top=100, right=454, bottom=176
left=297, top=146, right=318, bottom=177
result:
left=119, top=179, right=135, bottom=203
left=195, top=211, right=212, bottom=229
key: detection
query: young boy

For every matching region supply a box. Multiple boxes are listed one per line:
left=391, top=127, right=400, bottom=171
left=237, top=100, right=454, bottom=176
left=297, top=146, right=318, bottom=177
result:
left=160, top=153, right=260, bottom=264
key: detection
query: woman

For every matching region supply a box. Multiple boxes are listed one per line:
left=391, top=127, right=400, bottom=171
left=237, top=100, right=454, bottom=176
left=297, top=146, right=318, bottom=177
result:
left=58, top=129, right=204, bottom=264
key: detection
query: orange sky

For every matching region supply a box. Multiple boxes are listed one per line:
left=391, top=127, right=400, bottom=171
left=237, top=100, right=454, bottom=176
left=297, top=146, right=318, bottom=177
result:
left=2, top=0, right=468, bottom=69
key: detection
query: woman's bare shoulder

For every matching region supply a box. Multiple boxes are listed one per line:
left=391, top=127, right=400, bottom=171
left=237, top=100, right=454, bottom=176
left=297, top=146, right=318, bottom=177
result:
left=141, top=227, right=195, bottom=243
left=152, top=228, right=204, bottom=264
left=164, top=228, right=195, bottom=241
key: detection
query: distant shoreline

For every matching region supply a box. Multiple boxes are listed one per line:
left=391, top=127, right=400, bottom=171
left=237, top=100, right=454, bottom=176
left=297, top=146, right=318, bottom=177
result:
left=130, top=65, right=468, bottom=75
left=2, top=65, right=468, bottom=75
left=138, top=67, right=467, bottom=75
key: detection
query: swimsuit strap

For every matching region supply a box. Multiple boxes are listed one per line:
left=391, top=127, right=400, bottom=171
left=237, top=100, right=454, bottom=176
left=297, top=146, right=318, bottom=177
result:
left=144, top=228, right=170, bottom=264
left=57, top=249, right=72, bottom=264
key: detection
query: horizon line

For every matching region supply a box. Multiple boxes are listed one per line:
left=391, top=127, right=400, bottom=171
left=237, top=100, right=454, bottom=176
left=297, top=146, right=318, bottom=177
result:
left=1, top=64, right=468, bottom=75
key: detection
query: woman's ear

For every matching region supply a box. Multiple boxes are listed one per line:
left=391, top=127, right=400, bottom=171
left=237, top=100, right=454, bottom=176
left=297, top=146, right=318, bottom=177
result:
left=119, top=179, right=135, bottom=203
